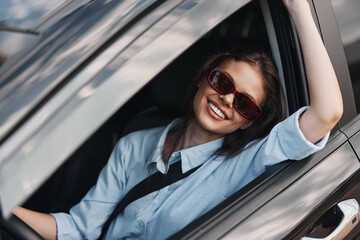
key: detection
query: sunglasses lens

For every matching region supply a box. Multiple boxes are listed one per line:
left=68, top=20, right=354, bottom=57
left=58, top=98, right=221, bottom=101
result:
left=208, top=68, right=261, bottom=120
left=235, top=94, right=259, bottom=119
left=208, top=70, right=233, bottom=94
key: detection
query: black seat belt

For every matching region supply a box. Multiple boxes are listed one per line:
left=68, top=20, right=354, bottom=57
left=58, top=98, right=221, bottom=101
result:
left=98, top=160, right=202, bottom=240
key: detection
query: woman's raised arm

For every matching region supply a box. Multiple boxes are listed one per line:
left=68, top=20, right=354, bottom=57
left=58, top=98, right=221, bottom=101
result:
left=282, top=0, right=343, bottom=143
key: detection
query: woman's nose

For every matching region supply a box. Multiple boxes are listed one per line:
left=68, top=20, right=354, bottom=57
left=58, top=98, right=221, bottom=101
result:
left=220, top=93, right=235, bottom=108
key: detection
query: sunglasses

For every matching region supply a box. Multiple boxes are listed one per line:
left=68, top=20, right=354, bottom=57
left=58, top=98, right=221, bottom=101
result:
left=207, top=68, right=262, bottom=120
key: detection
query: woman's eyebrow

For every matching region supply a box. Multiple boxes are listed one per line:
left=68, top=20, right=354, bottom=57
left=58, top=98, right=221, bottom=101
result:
left=223, top=70, right=258, bottom=104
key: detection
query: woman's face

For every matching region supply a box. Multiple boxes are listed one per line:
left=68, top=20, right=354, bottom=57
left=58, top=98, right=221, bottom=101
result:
left=192, top=59, right=266, bottom=138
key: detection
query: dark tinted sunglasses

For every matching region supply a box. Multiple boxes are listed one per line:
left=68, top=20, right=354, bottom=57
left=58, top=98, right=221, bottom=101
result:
left=207, top=68, right=262, bottom=120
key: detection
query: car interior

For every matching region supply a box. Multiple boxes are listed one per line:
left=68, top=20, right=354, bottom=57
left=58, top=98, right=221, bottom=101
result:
left=20, top=0, right=291, bottom=231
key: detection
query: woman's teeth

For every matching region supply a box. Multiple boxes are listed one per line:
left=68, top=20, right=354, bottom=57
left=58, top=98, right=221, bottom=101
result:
left=208, top=102, right=226, bottom=119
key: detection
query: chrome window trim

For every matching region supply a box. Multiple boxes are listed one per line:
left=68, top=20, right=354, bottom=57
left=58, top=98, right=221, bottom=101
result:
left=260, top=0, right=285, bottom=98
left=259, top=0, right=289, bottom=115
left=33, top=0, right=93, bottom=31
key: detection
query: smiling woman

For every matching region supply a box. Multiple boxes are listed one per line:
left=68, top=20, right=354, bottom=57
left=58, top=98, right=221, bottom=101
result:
left=193, top=60, right=266, bottom=135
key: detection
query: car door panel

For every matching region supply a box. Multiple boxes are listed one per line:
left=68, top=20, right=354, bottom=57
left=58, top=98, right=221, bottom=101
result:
left=342, top=115, right=360, bottom=138
left=351, top=131, right=360, bottom=159
left=284, top=169, right=360, bottom=240
left=345, top=115, right=360, bottom=161
left=278, top=118, right=360, bottom=239
left=218, top=141, right=359, bottom=240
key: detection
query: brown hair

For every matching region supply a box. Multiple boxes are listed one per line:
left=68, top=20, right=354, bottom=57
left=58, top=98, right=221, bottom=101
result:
left=167, top=46, right=287, bottom=160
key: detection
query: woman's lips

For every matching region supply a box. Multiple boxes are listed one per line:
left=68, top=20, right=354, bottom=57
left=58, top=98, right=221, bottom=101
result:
left=207, top=100, right=227, bottom=120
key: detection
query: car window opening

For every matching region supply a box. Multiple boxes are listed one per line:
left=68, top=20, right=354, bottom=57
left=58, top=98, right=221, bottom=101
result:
left=20, top=1, right=295, bottom=237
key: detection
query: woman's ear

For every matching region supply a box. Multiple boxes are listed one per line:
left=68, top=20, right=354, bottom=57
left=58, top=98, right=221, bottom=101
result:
left=239, top=120, right=253, bottom=130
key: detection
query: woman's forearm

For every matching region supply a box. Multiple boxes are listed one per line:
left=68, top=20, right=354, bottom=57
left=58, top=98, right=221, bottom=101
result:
left=284, top=0, right=343, bottom=143
left=13, top=207, right=57, bottom=240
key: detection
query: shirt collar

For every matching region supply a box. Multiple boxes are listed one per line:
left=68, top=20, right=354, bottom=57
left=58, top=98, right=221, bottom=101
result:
left=148, top=118, right=223, bottom=174
left=180, top=137, right=223, bottom=173
left=147, top=119, right=181, bottom=173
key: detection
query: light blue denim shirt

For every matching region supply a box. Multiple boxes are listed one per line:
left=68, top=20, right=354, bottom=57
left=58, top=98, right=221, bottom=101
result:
left=52, top=107, right=329, bottom=239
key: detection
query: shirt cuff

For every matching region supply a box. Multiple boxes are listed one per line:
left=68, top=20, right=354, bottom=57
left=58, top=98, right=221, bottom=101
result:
left=51, top=212, right=83, bottom=239
left=279, top=106, right=330, bottom=160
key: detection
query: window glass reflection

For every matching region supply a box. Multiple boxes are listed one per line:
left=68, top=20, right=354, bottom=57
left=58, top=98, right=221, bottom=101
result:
left=0, top=0, right=67, bottom=29
left=330, top=0, right=360, bottom=113
left=0, top=32, right=38, bottom=70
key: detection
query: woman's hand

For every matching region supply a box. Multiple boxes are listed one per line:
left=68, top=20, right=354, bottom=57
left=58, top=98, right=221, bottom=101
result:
left=282, top=0, right=343, bottom=143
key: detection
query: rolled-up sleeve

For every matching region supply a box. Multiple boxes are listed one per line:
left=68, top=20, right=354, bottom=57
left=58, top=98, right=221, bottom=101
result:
left=259, top=106, right=329, bottom=167
left=278, top=106, right=328, bottom=158
left=50, top=212, right=83, bottom=239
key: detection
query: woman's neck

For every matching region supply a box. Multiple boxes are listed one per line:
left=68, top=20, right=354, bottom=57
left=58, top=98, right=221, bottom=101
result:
left=181, top=119, right=223, bottom=149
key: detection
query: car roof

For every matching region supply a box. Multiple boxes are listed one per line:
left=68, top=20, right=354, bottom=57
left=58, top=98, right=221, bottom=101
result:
left=0, top=0, right=155, bottom=144
left=0, top=0, right=88, bottom=30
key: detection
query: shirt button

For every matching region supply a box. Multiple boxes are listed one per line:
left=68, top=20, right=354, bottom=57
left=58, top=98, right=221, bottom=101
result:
left=153, top=200, right=158, bottom=205
left=139, top=222, right=144, bottom=227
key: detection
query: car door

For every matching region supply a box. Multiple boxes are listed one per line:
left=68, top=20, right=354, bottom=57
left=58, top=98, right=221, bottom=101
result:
left=1, top=0, right=359, bottom=239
